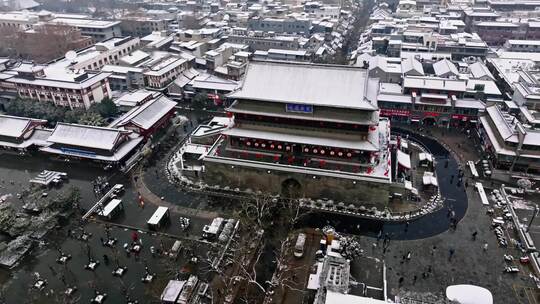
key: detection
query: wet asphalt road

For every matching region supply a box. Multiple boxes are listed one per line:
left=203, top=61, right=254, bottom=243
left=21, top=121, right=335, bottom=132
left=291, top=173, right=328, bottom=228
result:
left=299, top=128, right=468, bottom=240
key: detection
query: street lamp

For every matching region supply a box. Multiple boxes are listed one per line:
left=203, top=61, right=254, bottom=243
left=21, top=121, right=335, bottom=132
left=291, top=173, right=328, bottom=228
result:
left=527, top=205, right=539, bottom=233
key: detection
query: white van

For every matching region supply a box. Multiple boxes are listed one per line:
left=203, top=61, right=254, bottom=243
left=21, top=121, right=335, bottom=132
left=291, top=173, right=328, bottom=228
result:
left=294, top=233, right=306, bottom=258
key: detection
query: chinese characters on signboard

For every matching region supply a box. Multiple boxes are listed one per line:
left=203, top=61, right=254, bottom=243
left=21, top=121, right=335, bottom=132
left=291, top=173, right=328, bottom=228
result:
left=286, top=103, right=313, bottom=113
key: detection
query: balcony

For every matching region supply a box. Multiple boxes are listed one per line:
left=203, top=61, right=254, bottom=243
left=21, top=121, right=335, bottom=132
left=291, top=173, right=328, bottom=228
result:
left=205, top=137, right=393, bottom=183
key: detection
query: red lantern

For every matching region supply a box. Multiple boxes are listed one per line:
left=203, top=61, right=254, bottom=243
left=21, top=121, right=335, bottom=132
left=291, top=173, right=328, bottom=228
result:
left=330, top=151, right=335, bottom=156
left=254, top=142, right=259, bottom=147
left=246, top=141, right=252, bottom=146
left=270, top=144, right=275, bottom=149
left=313, top=149, right=318, bottom=154
left=273, top=154, right=280, bottom=161
left=320, top=149, right=325, bottom=155
left=347, top=152, right=352, bottom=158
left=261, top=143, right=266, bottom=148
left=304, top=148, right=309, bottom=153
left=338, top=151, right=343, bottom=157
left=285, top=146, right=290, bottom=151
left=226, top=112, right=233, bottom=118
left=367, top=167, right=373, bottom=174
left=278, top=145, right=283, bottom=150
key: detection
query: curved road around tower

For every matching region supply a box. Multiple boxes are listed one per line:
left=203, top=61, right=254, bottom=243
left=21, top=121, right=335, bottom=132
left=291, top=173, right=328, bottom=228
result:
left=299, top=127, right=469, bottom=240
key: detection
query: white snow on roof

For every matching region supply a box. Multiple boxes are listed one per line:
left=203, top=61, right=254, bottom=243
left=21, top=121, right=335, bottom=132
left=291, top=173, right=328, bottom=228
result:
left=466, top=79, right=501, bottom=96
left=404, top=76, right=466, bottom=91
left=48, top=123, right=123, bottom=151
left=401, top=57, right=424, bottom=75
left=0, top=115, right=34, bottom=138
left=469, top=62, right=494, bottom=80
left=228, top=62, right=377, bottom=110
left=191, top=73, right=238, bottom=91
left=113, top=95, right=176, bottom=130
left=120, top=50, right=150, bottom=66
left=160, top=280, right=185, bottom=302
left=433, top=59, right=458, bottom=77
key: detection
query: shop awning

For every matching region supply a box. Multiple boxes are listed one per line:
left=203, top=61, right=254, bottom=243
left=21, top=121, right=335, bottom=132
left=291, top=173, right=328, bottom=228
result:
left=423, top=171, right=438, bottom=186
left=397, top=149, right=411, bottom=169
left=419, top=152, right=433, bottom=162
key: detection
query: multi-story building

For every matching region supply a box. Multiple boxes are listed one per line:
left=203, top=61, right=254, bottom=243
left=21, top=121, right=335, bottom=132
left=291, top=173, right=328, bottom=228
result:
left=248, top=16, right=311, bottom=35
left=48, top=17, right=122, bottom=41
left=3, top=62, right=112, bottom=109
left=463, top=8, right=500, bottom=31
left=40, top=122, right=143, bottom=165
left=378, top=76, right=486, bottom=126
left=120, top=17, right=170, bottom=37
left=142, top=53, right=189, bottom=91
left=0, top=11, right=39, bottom=30
left=108, top=95, right=177, bottom=138
left=101, top=65, right=144, bottom=91
left=67, top=36, right=140, bottom=71
left=504, top=40, right=540, bottom=52
left=478, top=104, right=540, bottom=173
left=227, top=34, right=300, bottom=51
left=512, top=70, right=540, bottom=110
left=202, top=61, right=400, bottom=205
left=475, top=22, right=525, bottom=46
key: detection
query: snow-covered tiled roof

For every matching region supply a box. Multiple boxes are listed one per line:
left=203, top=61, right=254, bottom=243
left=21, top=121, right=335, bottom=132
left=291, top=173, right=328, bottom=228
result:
left=112, top=95, right=176, bottom=130
left=228, top=61, right=377, bottom=110
left=0, top=115, right=45, bottom=138
left=47, top=123, right=125, bottom=151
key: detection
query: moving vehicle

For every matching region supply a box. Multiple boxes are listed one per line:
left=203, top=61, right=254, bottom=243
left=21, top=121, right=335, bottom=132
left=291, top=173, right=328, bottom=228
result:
left=294, top=233, right=307, bottom=258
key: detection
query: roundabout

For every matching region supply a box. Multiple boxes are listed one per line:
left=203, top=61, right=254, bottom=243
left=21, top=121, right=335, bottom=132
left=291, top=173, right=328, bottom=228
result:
left=298, top=127, right=468, bottom=240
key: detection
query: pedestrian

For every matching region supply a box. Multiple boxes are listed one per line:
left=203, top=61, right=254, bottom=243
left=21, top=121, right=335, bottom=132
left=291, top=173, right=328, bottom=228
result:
left=431, top=246, right=436, bottom=256
left=406, top=251, right=411, bottom=260
left=372, top=243, right=377, bottom=253
left=405, top=221, right=409, bottom=232
left=483, top=242, right=488, bottom=251
left=377, top=230, right=382, bottom=243
left=398, top=277, right=404, bottom=285
left=422, top=272, right=427, bottom=279
left=413, top=275, right=417, bottom=284
left=472, top=231, right=478, bottom=240
left=100, top=237, right=104, bottom=246
left=103, top=254, right=109, bottom=265
left=448, top=248, right=455, bottom=261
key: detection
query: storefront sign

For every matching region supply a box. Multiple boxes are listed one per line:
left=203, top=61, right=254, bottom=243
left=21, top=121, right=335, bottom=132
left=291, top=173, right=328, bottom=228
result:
left=380, top=109, right=410, bottom=117
left=451, top=114, right=471, bottom=121
left=423, top=112, right=440, bottom=117
left=286, top=103, right=313, bottom=113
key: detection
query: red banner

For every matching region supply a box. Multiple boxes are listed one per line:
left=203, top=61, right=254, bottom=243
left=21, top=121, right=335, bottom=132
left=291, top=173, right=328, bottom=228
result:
left=380, top=109, right=411, bottom=117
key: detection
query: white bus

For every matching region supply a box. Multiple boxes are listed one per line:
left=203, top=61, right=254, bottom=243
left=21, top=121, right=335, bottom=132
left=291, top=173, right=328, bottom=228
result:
left=147, top=206, right=170, bottom=230
left=294, top=233, right=307, bottom=258
left=98, top=199, right=124, bottom=220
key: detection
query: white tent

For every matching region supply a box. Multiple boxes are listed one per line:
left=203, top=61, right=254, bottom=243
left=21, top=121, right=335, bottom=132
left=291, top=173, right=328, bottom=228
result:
left=397, top=149, right=411, bottom=169
left=446, top=285, right=493, bottom=304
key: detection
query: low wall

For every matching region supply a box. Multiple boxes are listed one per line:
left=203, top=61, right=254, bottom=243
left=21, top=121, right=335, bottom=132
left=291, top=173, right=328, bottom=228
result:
left=203, top=161, right=403, bottom=206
